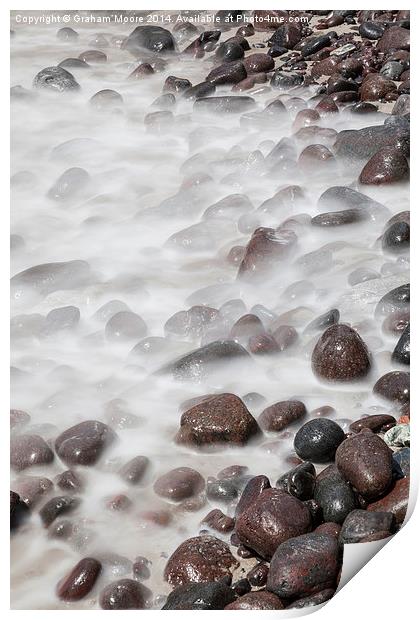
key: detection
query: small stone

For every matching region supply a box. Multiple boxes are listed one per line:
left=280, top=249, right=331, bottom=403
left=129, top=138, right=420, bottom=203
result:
left=11, top=434, right=54, bottom=471
left=123, top=25, right=175, bottom=55
left=79, top=50, right=107, bottom=63
left=375, top=284, right=410, bottom=319
left=382, top=222, right=410, bottom=253
left=33, top=66, right=80, bottom=92
left=235, top=488, right=312, bottom=559
left=154, top=467, right=204, bottom=501
left=133, top=556, right=151, bottom=581
left=247, top=562, right=269, bottom=587
left=367, top=476, right=409, bottom=525
left=294, top=419, right=345, bottom=463
left=286, top=588, right=335, bottom=609
left=225, top=591, right=284, bottom=610
left=57, top=27, right=78, bottom=40
left=206, top=478, right=238, bottom=503
left=176, top=393, right=260, bottom=448
left=304, top=309, right=339, bottom=333
left=12, top=476, right=53, bottom=507
left=39, top=495, right=80, bottom=527
left=267, top=533, right=341, bottom=599
left=119, top=456, right=149, bottom=485
left=259, top=400, right=306, bottom=432
left=271, top=325, right=298, bottom=350
left=105, top=311, right=147, bottom=342
left=90, top=89, right=123, bottom=111
left=162, top=582, right=235, bottom=610
left=392, top=323, right=410, bottom=365
left=164, top=535, right=238, bottom=586
left=359, top=147, right=409, bottom=185
left=202, top=509, right=235, bottom=533
left=55, top=470, right=84, bottom=492
left=311, top=324, right=371, bottom=382
left=276, top=462, right=316, bottom=501
left=235, top=475, right=271, bottom=517
left=335, top=430, right=393, bottom=500
left=270, top=71, right=303, bottom=90
left=377, top=26, right=410, bottom=53
left=99, top=579, right=148, bottom=609
left=57, top=558, right=101, bottom=601
left=373, top=371, right=410, bottom=404
left=206, top=61, right=246, bottom=85
left=339, top=509, right=395, bottom=543
left=314, top=473, right=358, bottom=523
left=55, top=420, right=117, bottom=466
left=349, top=414, right=396, bottom=434
left=238, top=227, right=297, bottom=280
left=360, top=74, right=397, bottom=102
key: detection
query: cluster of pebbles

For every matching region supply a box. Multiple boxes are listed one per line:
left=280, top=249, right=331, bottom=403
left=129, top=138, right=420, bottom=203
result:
left=11, top=9, right=409, bottom=611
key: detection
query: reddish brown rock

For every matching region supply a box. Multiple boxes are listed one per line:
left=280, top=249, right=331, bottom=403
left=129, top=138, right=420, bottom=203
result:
left=367, top=476, right=409, bottom=524
left=349, top=414, right=396, bottom=434
left=164, top=535, right=239, bottom=586
left=230, top=314, right=265, bottom=343
left=153, top=467, right=205, bottom=501
left=360, top=74, right=397, bottom=102
left=377, top=26, right=410, bottom=53
left=259, top=400, right=306, bottom=432
left=235, top=475, right=271, bottom=517
left=266, top=533, right=341, bottom=599
left=175, top=393, right=260, bottom=448
left=13, top=476, right=53, bottom=507
left=11, top=434, right=54, bottom=471
left=373, top=371, right=410, bottom=403
left=271, top=325, right=298, bottom=350
left=55, top=420, right=117, bottom=466
left=57, top=558, right=102, bottom=601
left=243, top=53, right=274, bottom=74
left=225, top=591, right=284, bottom=610
left=202, top=509, right=235, bottom=533
left=311, top=324, right=371, bottom=382
left=99, top=579, right=149, bottom=609
left=237, top=227, right=297, bottom=280
left=359, top=147, right=409, bottom=185
left=235, top=488, right=312, bottom=559
left=335, top=430, right=393, bottom=500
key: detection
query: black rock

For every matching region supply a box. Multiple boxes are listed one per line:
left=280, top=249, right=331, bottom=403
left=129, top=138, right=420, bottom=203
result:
left=207, top=478, right=239, bottom=503
left=339, top=509, right=395, bottom=543
left=270, top=71, right=303, bottom=90
left=162, top=582, right=236, bottom=610
left=392, top=447, right=410, bottom=478
left=123, top=26, right=175, bottom=55
left=314, top=474, right=358, bottom=524
left=380, top=61, right=404, bottom=81
left=382, top=222, right=410, bottom=254
left=317, top=185, right=382, bottom=210
left=301, top=34, right=332, bottom=58
left=39, top=495, right=80, bottom=527
left=375, top=284, right=410, bottom=318
left=294, top=419, right=345, bottom=463
left=304, top=309, right=339, bottom=333
left=276, top=462, right=316, bottom=501
left=215, top=41, right=244, bottom=62
left=392, top=323, right=410, bottom=365
left=10, top=491, right=30, bottom=530
left=359, top=21, right=385, bottom=40
left=33, top=66, right=80, bottom=92
left=183, top=82, right=216, bottom=100
left=334, top=124, right=409, bottom=161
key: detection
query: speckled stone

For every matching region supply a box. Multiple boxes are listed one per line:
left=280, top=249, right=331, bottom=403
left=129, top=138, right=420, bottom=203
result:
left=311, top=324, right=371, bottom=382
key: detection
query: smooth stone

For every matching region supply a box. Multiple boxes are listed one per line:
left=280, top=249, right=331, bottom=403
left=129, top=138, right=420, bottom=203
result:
left=382, top=222, right=410, bottom=253
left=393, top=94, right=410, bottom=116
left=373, top=371, right=410, bottom=403
left=375, top=284, right=409, bottom=318
left=11, top=434, right=54, bottom=471
left=90, top=89, right=123, bottom=110
left=47, top=167, right=90, bottom=201
left=301, top=34, right=333, bottom=58
left=153, top=467, right=205, bottom=501
left=238, top=227, right=297, bottom=280
left=334, top=124, right=409, bottom=161
left=225, top=591, right=284, bottom=610
left=243, top=53, right=274, bottom=74
left=367, top=477, right=409, bottom=525
left=55, top=470, right=84, bottom=492
left=359, top=21, right=385, bottom=40
left=270, top=71, right=303, bottom=90
left=176, top=393, right=260, bottom=448
left=267, top=533, right=341, bottom=598
left=286, top=588, right=335, bottom=609
left=163, top=75, right=192, bottom=93
left=119, top=456, right=149, bottom=485
left=123, top=26, right=175, bottom=55
left=294, top=419, right=345, bottom=463
left=259, top=400, right=306, bottom=432
left=314, top=475, right=358, bottom=524
left=105, top=311, right=147, bottom=342
left=78, top=50, right=107, bottom=63
left=360, top=74, right=397, bottom=102
left=380, top=61, right=404, bottom=80
left=162, top=582, right=236, bottom=610
left=235, top=488, right=312, bottom=560
left=349, top=414, right=396, bottom=434
left=392, top=447, right=410, bottom=477
left=317, top=185, right=382, bottom=210
left=269, top=23, right=302, bottom=49
left=311, top=324, right=371, bottom=382
left=276, top=462, right=316, bottom=501
left=33, top=66, right=80, bottom=92
left=206, top=478, right=238, bottom=503
left=235, top=475, right=271, bottom=517
left=339, top=509, right=395, bottom=543
left=359, top=147, right=409, bottom=184
left=57, top=558, right=102, bottom=601
left=206, top=61, right=247, bottom=85
left=42, top=305, right=80, bottom=335
left=58, top=58, right=90, bottom=69
left=158, top=340, right=251, bottom=381
left=12, top=476, right=53, bottom=507
left=55, top=420, right=117, bottom=466
left=57, top=27, right=78, bottom=40
left=165, top=306, right=219, bottom=340
left=335, top=430, right=393, bottom=499
left=377, top=26, right=410, bottom=53
left=164, top=535, right=238, bottom=586
left=39, top=495, right=80, bottom=527
left=392, top=324, right=410, bottom=365
left=202, top=509, right=235, bottom=533
left=99, top=579, right=148, bottom=609
left=215, top=40, right=244, bottom=62
left=304, top=309, right=339, bottom=333
left=11, top=260, right=91, bottom=300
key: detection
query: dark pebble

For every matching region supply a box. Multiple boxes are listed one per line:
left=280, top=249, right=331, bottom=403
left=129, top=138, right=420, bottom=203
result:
left=123, top=25, right=175, bottom=55
left=349, top=414, right=396, bottom=434
left=39, top=495, right=80, bottom=527
left=286, top=588, right=335, bottom=609
left=162, top=581, right=235, bottom=610
left=11, top=434, right=54, bottom=471
left=235, top=475, right=271, bottom=517
left=375, top=283, right=409, bottom=318
left=294, top=419, right=345, bottom=463
left=259, top=400, right=307, bottom=432
left=382, top=222, right=410, bottom=253
left=276, top=461, right=316, bottom=501
left=304, top=309, right=340, bottom=333
left=392, top=447, right=410, bottom=477
left=373, top=371, right=410, bottom=403
left=367, top=476, right=409, bottom=524
left=311, top=324, right=371, bottom=382
left=133, top=556, right=151, bottom=581
left=119, top=456, right=149, bottom=485
left=314, top=473, right=358, bottom=523
left=392, top=323, right=410, bottom=365
left=99, top=578, right=148, bottom=609
left=206, top=478, right=238, bottom=502
left=359, top=147, right=409, bottom=185
left=33, top=66, right=80, bottom=92
left=225, top=591, right=284, bottom=610
left=57, top=558, right=101, bottom=601
left=55, top=420, right=117, bottom=466
left=339, top=509, right=395, bottom=543
left=154, top=467, right=204, bottom=501
left=55, top=470, right=84, bottom=492
left=202, top=509, right=235, bottom=533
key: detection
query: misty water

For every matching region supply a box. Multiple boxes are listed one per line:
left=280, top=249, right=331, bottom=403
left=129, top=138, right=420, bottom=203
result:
left=11, top=14, right=409, bottom=609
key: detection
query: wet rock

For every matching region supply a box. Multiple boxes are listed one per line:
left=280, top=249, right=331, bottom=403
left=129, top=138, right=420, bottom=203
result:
left=269, top=23, right=302, bottom=49
left=90, top=89, right=123, bottom=110
left=123, top=26, right=175, bottom=55
left=271, top=325, right=298, bottom=350
left=165, top=305, right=219, bottom=340
left=276, top=462, right=316, bottom=501
left=58, top=58, right=90, bottom=69
left=206, top=61, right=246, bottom=85
left=267, top=533, right=341, bottom=599
left=202, top=509, right=235, bottom=533
left=42, top=305, right=80, bottom=335
left=335, top=430, right=393, bottom=500
left=79, top=50, right=107, bottom=63
left=393, top=94, right=410, bottom=116
left=176, top=393, right=260, bottom=448
left=132, top=556, right=151, bottom=581
left=129, top=63, right=154, bottom=79
left=12, top=476, right=53, bottom=507
left=235, top=475, right=271, bottom=517
left=392, top=447, right=410, bottom=477
left=230, top=314, right=264, bottom=343
left=11, top=434, right=54, bottom=471
left=55, top=470, right=84, bottom=492
left=12, top=259, right=91, bottom=301
left=10, top=491, right=29, bottom=529
left=57, top=558, right=102, bottom=601
left=375, top=284, right=410, bottom=319
left=105, top=311, right=147, bottom=342
left=206, top=478, right=238, bottom=503
left=384, top=424, right=410, bottom=448
left=99, top=579, right=148, bottom=609
left=367, top=476, right=409, bottom=525
left=339, top=509, right=395, bottom=543
left=259, top=400, right=306, bottom=432
left=10, top=409, right=31, bottom=429
left=314, top=473, right=358, bottom=524
left=380, top=61, right=404, bottom=81
left=349, top=414, right=396, bottom=434
left=382, top=222, right=410, bottom=253
left=162, top=581, right=236, bottom=610
left=334, top=124, right=409, bottom=161
left=373, top=371, right=410, bottom=404
left=164, top=535, right=238, bottom=586
left=359, top=147, right=409, bottom=185
left=243, top=54, right=274, bottom=74
left=119, top=456, right=149, bottom=485
left=391, top=324, right=410, bottom=366
left=57, top=26, right=78, bottom=40
left=270, top=71, right=303, bottom=90
left=377, top=26, right=410, bottom=53
left=382, top=310, right=410, bottom=335
left=216, top=40, right=244, bottom=62
left=360, top=74, right=397, bottom=102
left=33, top=66, right=80, bottom=92
left=235, top=488, right=312, bottom=560
left=153, top=467, right=205, bottom=501
left=163, top=75, right=191, bottom=93
left=359, top=21, right=385, bottom=40
left=194, top=96, right=255, bottom=114
left=318, top=185, right=382, bottom=210
left=238, top=227, right=297, bottom=280
left=294, top=419, right=345, bottom=463
left=286, top=588, right=335, bottom=608
left=47, top=167, right=90, bottom=201
left=305, top=309, right=339, bottom=333
left=311, top=324, right=371, bottom=382
left=39, top=495, right=80, bottom=527
left=55, top=420, right=117, bottom=466
left=226, top=591, right=284, bottom=610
